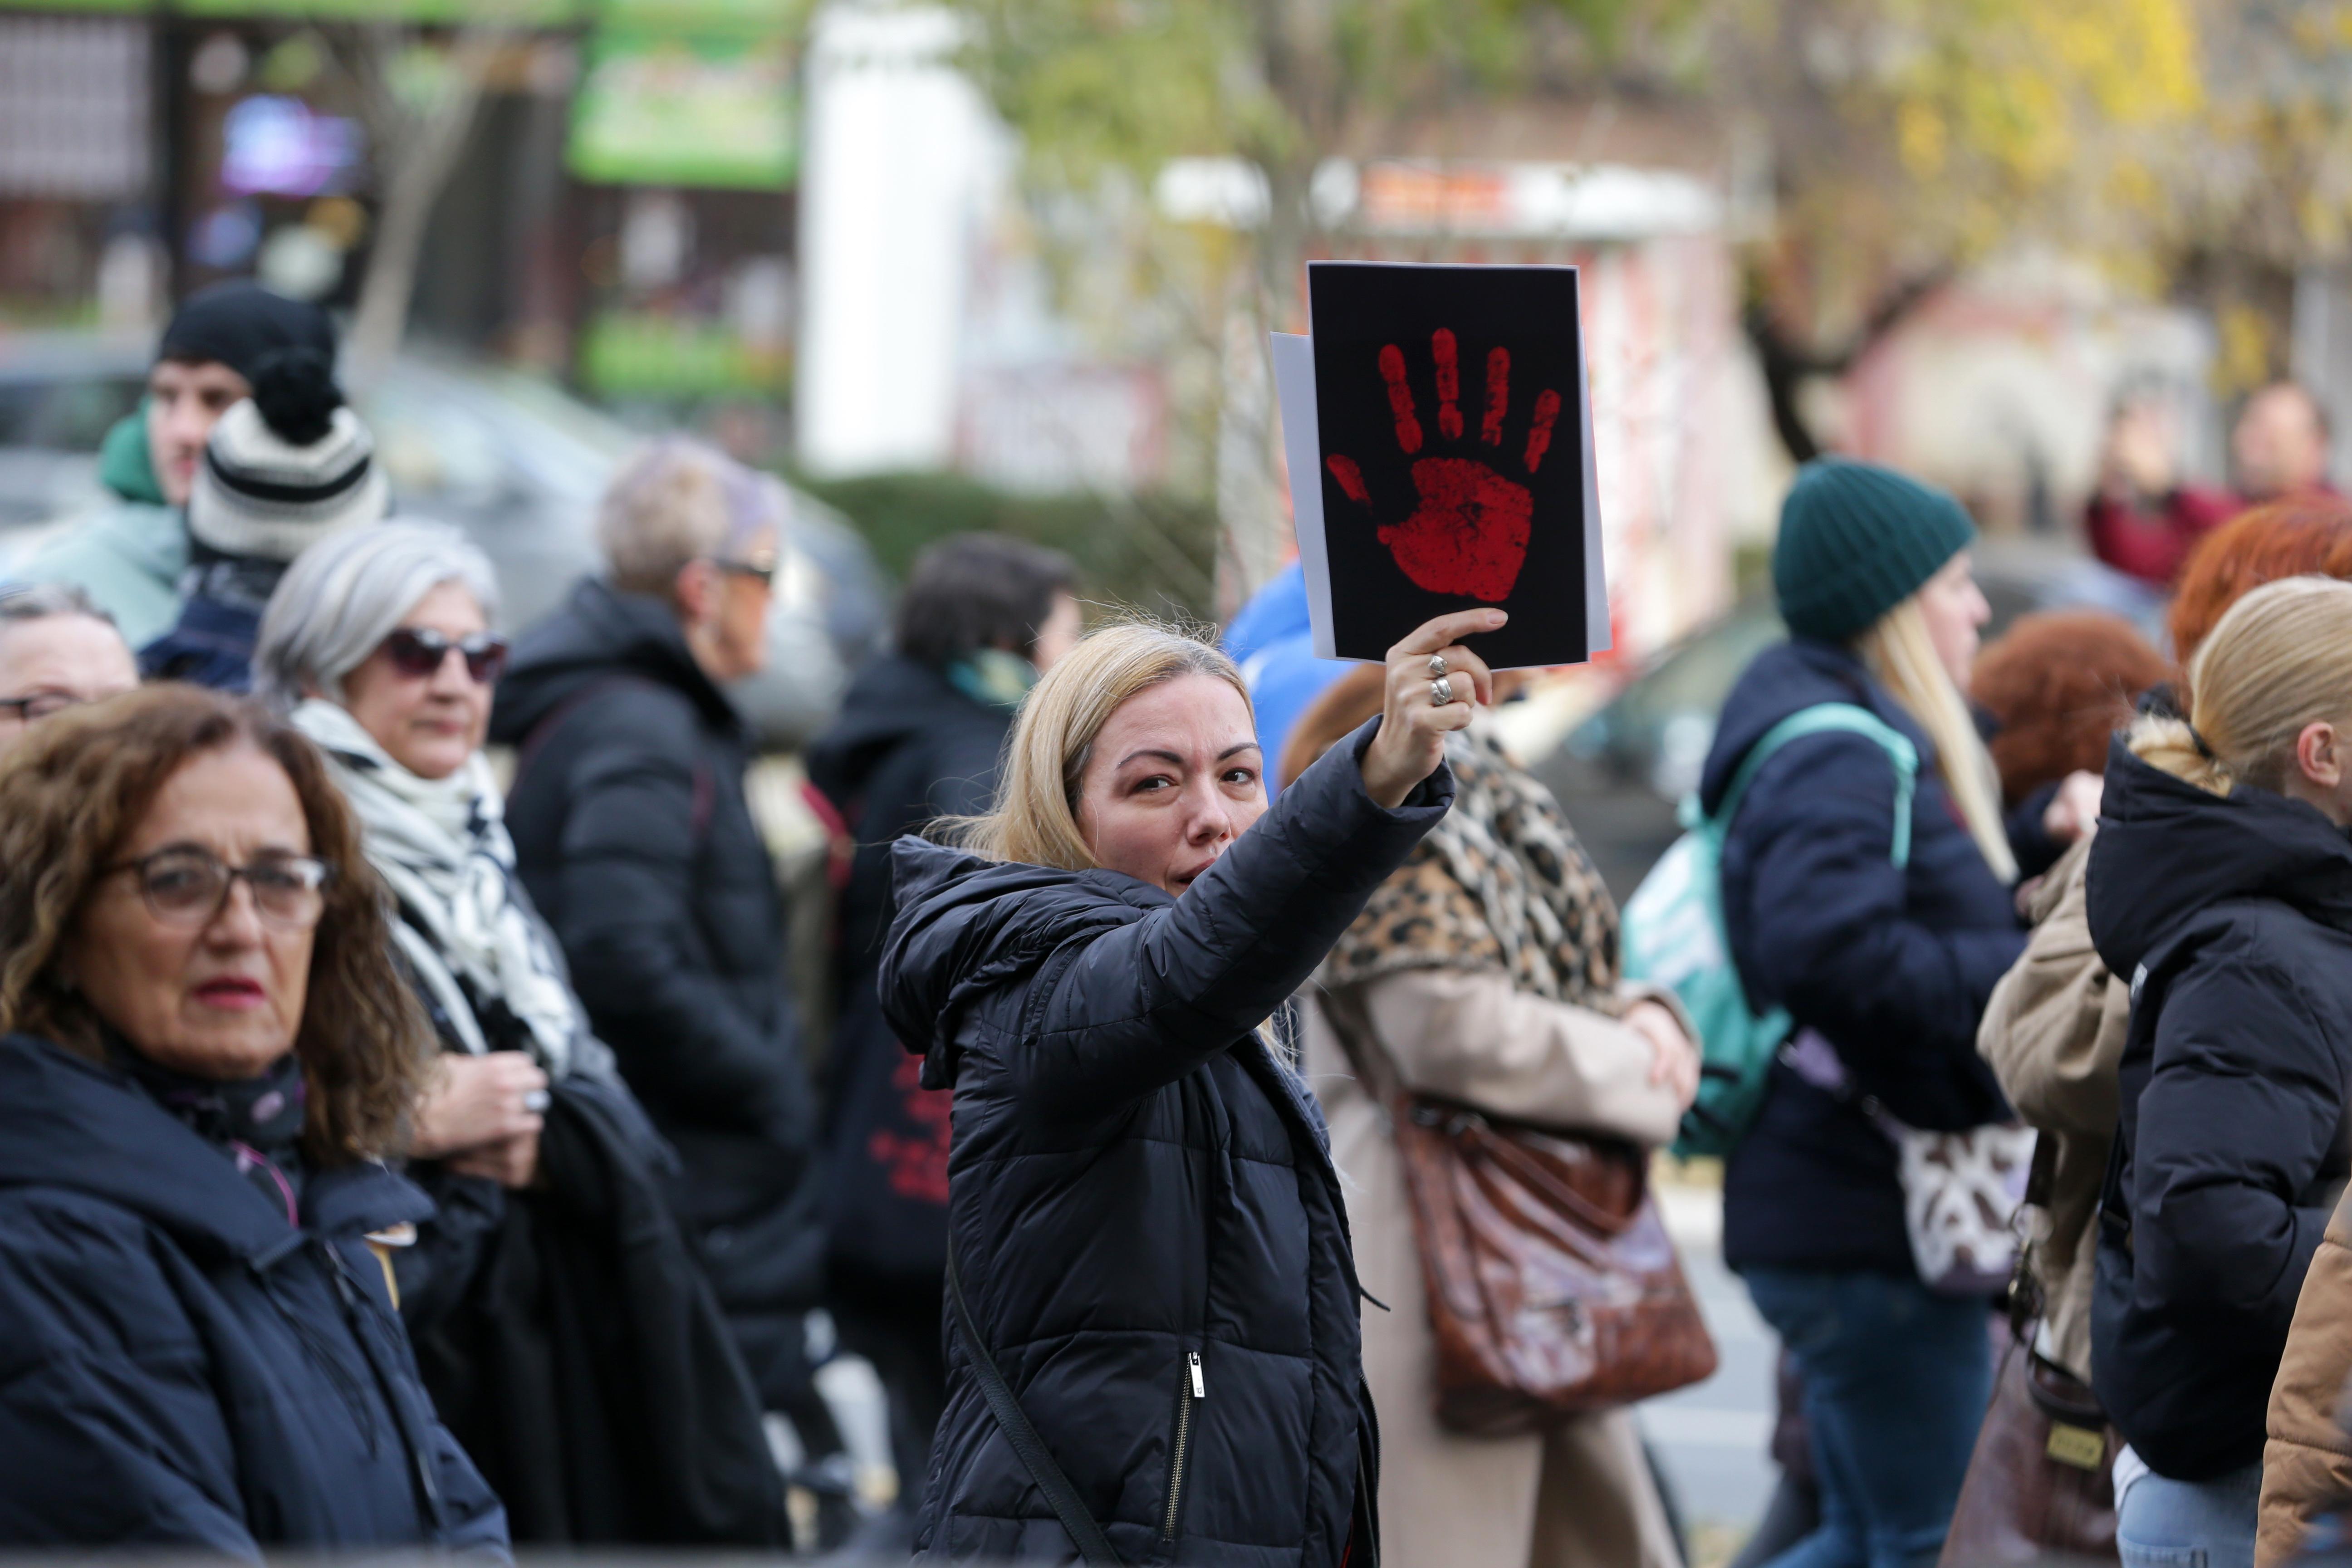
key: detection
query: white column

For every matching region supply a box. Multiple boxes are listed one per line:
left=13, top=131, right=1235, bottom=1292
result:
left=796, top=3, right=988, bottom=476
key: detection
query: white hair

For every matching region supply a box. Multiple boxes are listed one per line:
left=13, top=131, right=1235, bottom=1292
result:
left=253, top=520, right=500, bottom=708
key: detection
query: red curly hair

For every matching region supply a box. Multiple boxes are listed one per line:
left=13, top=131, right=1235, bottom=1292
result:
left=1970, top=611, right=2174, bottom=805
left=2169, top=495, right=2352, bottom=664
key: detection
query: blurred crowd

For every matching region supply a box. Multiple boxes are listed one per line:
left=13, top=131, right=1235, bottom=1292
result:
left=9, top=273, right=2352, bottom=1568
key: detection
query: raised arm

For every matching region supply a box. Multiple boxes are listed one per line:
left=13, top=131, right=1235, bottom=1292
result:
left=1016, top=610, right=1501, bottom=1121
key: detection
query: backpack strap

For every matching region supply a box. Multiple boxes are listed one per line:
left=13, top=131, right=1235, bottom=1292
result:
left=945, top=1249, right=1125, bottom=1566
left=1711, top=703, right=1919, bottom=868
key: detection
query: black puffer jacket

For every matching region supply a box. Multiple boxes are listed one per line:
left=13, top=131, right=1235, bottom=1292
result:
left=490, top=578, right=820, bottom=1324
left=880, top=721, right=1451, bottom=1565
left=807, top=652, right=1015, bottom=1280
left=2087, top=740, right=2352, bottom=1480
left=1702, top=639, right=2024, bottom=1277
left=0, top=1034, right=508, bottom=1557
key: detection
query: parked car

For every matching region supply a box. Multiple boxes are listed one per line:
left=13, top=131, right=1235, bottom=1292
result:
left=1532, top=539, right=2170, bottom=900
left=0, top=335, right=886, bottom=747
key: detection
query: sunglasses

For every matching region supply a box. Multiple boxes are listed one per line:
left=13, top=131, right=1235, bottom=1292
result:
left=708, top=551, right=779, bottom=589
left=0, top=689, right=91, bottom=723
left=107, top=846, right=333, bottom=930
left=382, top=627, right=510, bottom=684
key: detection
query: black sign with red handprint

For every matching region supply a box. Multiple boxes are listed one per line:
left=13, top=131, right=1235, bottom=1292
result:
left=1307, top=262, right=1592, bottom=668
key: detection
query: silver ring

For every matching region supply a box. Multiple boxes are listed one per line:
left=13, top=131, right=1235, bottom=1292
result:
left=1428, top=676, right=1455, bottom=707
left=523, top=1089, right=551, bottom=1113
left=1426, top=653, right=1449, bottom=678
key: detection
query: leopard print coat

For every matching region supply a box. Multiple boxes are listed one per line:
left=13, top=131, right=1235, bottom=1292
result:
left=1326, top=724, right=1620, bottom=1014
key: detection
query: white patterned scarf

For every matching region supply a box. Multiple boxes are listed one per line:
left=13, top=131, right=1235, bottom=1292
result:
left=292, top=697, right=581, bottom=1076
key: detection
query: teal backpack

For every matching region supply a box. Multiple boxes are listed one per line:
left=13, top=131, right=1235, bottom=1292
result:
left=1621, top=704, right=1917, bottom=1159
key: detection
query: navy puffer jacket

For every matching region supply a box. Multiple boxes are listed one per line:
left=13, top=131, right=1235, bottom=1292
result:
left=0, top=1034, right=508, bottom=1557
left=1700, top=639, right=2025, bottom=1277
left=880, top=720, right=1451, bottom=1566
left=2087, top=741, right=2352, bottom=1480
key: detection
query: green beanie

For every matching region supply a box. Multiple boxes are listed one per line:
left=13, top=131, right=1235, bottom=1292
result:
left=1772, top=458, right=1976, bottom=643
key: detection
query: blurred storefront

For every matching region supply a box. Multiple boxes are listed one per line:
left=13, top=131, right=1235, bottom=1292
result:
left=0, top=0, right=803, bottom=409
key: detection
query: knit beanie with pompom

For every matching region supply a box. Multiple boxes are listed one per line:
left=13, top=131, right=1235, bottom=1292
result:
left=1771, top=457, right=1977, bottom=643
left=187, top=347, right=387, bottom=563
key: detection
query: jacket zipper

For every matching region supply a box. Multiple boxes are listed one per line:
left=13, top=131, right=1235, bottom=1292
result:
left=1162, top=1351, right=1205, bottom=1543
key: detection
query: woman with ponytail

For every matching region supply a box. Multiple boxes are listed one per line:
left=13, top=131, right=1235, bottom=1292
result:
left=2086, top=576, right=2352, bottom=1568
left=1700, top=459, right=2073, bottom=1568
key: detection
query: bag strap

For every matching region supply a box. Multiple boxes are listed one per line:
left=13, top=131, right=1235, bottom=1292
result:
left=1712, top=702, right=1919, bottom=868
left=944, top=1250, right=1124, bottom=1566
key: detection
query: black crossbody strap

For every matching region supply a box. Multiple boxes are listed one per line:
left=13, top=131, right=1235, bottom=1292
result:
left=945, top=1250, right=1124, bottom=1566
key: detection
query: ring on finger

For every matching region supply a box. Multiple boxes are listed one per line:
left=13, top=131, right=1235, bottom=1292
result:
left=523, top=1089, right=550, bottom=1113
left=1426, top=653, right=1449, bottom=679
left=1428, top=675, right=1455, bottom=707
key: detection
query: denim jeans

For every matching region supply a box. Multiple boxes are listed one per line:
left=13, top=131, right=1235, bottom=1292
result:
left=2115, top=1460, right=2260, bottom=1568
left=1742, top=1268, right=1995, bottom=1568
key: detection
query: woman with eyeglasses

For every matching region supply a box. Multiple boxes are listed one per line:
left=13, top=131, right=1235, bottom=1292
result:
left=0, top=582, right=140, bottom=756
left=252, top=521, right=785, bottom=1544
left=0, top=683, right=510, bottom=1554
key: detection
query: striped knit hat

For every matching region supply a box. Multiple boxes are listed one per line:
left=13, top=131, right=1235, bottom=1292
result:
left=188, top=348, right=388, bottom=562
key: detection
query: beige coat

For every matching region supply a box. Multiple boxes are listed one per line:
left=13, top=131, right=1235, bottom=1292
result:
left=2258, top=1192, right=2352, bottom=1566
left=1975, top=838, right=2128, bottom=1383
left=1302, top=966, right=1688, bottom=1568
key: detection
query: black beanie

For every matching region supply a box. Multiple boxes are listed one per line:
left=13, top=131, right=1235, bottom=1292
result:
left=156, top=281, right=336, bottom=385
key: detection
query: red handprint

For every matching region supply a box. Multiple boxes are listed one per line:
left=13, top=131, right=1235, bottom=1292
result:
left=1326, top=328, right=1562, bottom=603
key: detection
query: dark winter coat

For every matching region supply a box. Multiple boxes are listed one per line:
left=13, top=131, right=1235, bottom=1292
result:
left=806, top=652, right=1015, bottom=1281
left=401, top=1076, right=787, bottom=1545
left=0, top=1033, right=508, bottom=1558
left=881, top=721, right=1450, bottom=1565
left=490, top=577, right=821, bottom=1321
left=1700, top=638, right=2025, bottom=1278
left=2087, top=740, right=2352, bottom=1481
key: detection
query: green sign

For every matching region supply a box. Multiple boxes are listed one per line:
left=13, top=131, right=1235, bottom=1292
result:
left=567, top=29, right=796, bottom=189
left=578, top=310, right=789, bottom=396
left=591, top=0, right=800, bottom=36
left=168, top=0, right=574, bottom=20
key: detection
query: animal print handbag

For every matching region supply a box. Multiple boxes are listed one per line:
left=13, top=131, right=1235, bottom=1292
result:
left=1781, top=1028, right=2034, bottom=1295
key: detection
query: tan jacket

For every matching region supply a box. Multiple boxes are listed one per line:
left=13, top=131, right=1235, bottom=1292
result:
left=1302, top=965, right=1687, bottom=1568
left=2259, top=1193, right=2352, bottom=1566
left=1976, top=838, right=2128, bottom=1382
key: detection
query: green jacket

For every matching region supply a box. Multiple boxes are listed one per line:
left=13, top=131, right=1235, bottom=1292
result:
left=16, top=411, right=189, bottom=648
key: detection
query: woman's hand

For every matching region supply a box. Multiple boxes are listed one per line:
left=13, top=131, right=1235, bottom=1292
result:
left=1360, top=609, right=1506, bottom=809
left=1626, top=999, right=1700, bottom=1111
left=446, top=1129, right=541, bottom=1189
left=2042, top=770, right=2104, bottom=844
left=410, top=1052, right=548, bottom=1162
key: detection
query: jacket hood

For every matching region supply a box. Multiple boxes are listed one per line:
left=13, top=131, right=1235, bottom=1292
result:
left=804, top=654, right=997, bottom=807
left=878, top=837, right=1159, bottom=1087
left=98, top=408, right=166, bottom=505
left=490, top=576, right=741, bottom=746
left=0, top=1034, right=427, bottom=1262
left=1699, top=637, right=1929, bottom=816
left=2088, top=736, right=2352, bottom=980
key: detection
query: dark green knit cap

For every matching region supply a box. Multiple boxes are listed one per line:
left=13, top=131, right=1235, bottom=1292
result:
left=1772, top=457, right=1977, bottom=643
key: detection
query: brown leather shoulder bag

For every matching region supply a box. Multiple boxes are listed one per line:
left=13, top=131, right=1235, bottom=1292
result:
left=1321, top=989, right=1719, bottom=1435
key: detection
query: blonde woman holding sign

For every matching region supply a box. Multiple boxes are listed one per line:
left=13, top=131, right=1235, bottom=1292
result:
left=880, top=608, right=1494, bottom=1565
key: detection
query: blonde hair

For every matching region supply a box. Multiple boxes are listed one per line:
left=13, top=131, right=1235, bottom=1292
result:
left=2129, top=576, right=2352, bottom=797
left=1855, top=597, right=2019, bottom=882
left=958, top=621, right=1254, bottom=869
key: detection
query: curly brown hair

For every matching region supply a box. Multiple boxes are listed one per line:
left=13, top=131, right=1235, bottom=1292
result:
left=1970, top=611, right=2176, bottom=805
left=2169, top=495, right=2352, bottom=664
left=0, top=683, right=431, bottom=1166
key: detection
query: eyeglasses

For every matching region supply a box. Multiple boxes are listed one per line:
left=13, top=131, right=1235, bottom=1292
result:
left=708, top=551, right=779, bottom=589
left=107, top=846, right=333, bottom=930
left=0, top=689, right=90, bottom=723
left=381, top=627, right=510, bottom=685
